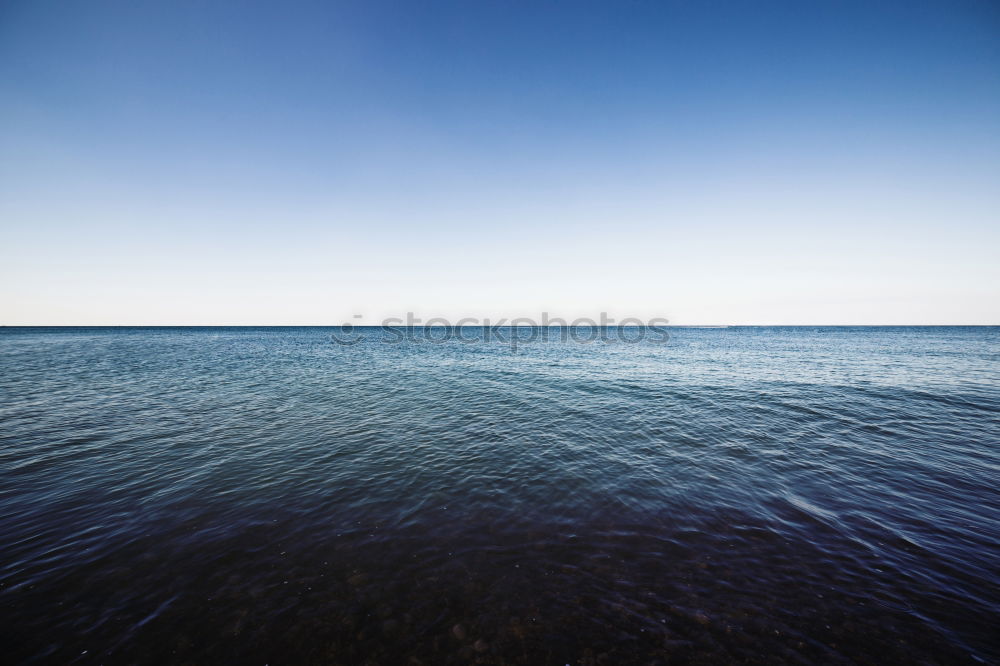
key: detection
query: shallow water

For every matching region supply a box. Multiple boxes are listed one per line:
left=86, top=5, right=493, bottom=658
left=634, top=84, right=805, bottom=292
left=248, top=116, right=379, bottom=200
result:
left=1, top=326, right=998, bottom=664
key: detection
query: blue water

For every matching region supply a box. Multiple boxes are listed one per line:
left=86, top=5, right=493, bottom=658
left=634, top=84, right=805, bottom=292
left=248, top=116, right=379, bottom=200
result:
left=1, top=326, right=998, bottom=664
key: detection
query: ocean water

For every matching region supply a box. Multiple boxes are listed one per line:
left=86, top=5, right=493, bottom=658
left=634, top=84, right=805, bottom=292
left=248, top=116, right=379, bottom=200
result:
left=1, top=326, right=998, bottom=664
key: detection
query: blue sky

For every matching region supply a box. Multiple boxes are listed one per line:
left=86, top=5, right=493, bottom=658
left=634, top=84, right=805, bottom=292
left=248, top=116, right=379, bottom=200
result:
left=1, top=0, right=998, bottom=324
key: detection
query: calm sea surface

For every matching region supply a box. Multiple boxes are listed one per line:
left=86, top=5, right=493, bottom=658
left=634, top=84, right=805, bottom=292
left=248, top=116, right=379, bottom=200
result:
left=1, top=326, right=998, bottom=664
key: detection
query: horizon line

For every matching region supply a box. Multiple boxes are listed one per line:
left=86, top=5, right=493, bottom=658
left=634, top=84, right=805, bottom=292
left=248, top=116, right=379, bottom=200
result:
left=2, top=324, right=998, bottom=328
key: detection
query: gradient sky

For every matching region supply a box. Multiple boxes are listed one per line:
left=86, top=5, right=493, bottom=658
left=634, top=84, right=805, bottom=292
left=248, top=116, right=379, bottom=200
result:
left=2, top=0, right=998, bottom=325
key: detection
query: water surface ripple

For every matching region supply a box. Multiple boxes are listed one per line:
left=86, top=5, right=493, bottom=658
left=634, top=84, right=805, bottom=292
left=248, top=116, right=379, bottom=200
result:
left=1, top=327, right=998, bottom=664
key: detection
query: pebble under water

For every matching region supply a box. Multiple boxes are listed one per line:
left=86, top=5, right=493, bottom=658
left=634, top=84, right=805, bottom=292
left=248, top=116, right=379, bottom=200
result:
left=1, top=326, right=998, bottom=664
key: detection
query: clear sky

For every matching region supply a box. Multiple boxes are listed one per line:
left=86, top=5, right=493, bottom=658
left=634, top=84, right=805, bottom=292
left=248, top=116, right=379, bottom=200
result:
left=2, top=0, right=998, bottom=325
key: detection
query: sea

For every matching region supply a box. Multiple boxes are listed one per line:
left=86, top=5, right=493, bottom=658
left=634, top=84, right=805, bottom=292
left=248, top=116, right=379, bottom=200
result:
left=1, top=326, right=998, bottom=664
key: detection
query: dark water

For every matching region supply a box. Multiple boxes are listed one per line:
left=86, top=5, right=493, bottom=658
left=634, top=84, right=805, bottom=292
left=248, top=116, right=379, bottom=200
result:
left=2, top=327, right=998, bottom=665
